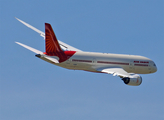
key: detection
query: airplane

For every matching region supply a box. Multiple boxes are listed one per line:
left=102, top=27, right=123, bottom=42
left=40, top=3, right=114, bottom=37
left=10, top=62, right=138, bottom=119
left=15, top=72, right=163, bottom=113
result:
left=15, top=17, right=157, bottom=86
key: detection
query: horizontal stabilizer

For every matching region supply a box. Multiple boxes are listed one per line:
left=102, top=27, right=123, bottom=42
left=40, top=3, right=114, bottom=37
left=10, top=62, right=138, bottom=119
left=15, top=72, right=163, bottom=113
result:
left=15, top=42, right=43, bottom=54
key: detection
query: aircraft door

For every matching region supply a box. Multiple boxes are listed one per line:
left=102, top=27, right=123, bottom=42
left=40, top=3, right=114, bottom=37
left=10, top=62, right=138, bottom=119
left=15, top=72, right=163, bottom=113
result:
left=148, top=62, right=152, bottom=72
left=129, top=61, right=135, bottom=72
left=92, top=58, right=97, bottom=64
left=66, top=59, right=70, bottom=64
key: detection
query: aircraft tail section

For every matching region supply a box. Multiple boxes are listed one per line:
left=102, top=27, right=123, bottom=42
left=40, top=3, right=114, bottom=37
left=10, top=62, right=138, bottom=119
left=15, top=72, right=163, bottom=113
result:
left=45, top=23, right=63, bottom=55
left=45, top=23, right=76, bottom=62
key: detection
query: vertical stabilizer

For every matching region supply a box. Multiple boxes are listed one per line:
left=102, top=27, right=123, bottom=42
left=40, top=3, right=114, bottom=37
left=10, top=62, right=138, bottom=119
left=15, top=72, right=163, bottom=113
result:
left=45, top=23, right=76, bottom=62
left=45, top=23, right=63, bottom=55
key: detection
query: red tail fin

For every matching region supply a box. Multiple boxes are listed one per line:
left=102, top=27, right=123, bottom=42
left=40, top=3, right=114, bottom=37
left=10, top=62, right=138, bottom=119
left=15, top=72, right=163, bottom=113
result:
left=45, top=23, right=76, bottom=62
left=45, top=23, right=63, bottom=55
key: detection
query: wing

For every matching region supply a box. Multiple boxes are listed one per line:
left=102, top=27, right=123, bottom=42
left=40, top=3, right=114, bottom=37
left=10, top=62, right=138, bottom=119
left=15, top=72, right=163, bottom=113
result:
left=97, top=67, right=131, bottom=78
left=15, top=17, right=82, bottom=52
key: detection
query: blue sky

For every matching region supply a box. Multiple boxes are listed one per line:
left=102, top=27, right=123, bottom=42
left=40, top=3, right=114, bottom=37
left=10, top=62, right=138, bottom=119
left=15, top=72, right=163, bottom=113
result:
left=0, top=0, right=164, bottom=120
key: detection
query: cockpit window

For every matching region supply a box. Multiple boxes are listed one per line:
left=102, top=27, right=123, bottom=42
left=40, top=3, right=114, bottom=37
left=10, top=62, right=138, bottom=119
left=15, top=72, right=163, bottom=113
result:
left=154, top=63, right=156, bottom=66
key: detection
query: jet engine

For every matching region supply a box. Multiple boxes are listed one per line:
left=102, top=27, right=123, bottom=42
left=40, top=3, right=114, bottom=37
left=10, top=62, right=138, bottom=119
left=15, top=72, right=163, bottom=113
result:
left=122, top=74, right=142, bottom=86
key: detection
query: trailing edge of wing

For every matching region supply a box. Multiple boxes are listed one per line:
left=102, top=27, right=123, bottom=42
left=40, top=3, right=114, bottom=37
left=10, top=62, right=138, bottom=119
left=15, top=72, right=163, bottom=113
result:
left=97, top=68, right=131, bottom=78
left=15, top=17, right=82, bottom=52
left=15, top=42, right=43, bottom=54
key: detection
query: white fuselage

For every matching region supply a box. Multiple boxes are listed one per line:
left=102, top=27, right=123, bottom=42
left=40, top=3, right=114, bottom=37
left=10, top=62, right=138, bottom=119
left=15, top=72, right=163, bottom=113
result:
left=42, top=51, right=157, bottom=74
left=15, top=17, right=158, bottom=86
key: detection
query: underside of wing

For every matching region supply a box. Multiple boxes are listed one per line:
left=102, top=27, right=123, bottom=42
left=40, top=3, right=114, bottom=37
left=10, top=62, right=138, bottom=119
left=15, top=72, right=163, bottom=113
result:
left=15, top=17, right=82, bottom=52
left=97, top=67, right=142, bottom=86
left=97, top=67, right=131, bottom=78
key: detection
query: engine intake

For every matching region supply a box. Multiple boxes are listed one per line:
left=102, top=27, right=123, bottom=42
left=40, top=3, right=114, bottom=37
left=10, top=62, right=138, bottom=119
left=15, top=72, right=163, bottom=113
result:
left=122, top=74, right=142, bottom=86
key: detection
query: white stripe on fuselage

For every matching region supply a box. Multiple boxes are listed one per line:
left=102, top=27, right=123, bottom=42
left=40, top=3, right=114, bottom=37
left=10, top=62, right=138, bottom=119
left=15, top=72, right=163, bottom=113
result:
left=52, top=51, right=155, bottom=74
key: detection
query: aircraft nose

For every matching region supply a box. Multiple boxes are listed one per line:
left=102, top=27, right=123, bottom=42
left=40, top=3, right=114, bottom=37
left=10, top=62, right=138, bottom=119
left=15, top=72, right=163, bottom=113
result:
left=153, top=66, right=157, bottom=73
left=152, top=62, right=157, bottom=73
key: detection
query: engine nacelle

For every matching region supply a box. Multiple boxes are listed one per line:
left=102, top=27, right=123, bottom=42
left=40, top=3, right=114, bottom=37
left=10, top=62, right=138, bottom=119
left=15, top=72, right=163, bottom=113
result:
left=122, top=74, right=142, bottom=86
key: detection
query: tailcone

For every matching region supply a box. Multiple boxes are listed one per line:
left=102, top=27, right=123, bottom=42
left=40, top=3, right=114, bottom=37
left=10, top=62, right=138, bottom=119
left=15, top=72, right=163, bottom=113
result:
left=35, top=54, right=41, bottom=58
